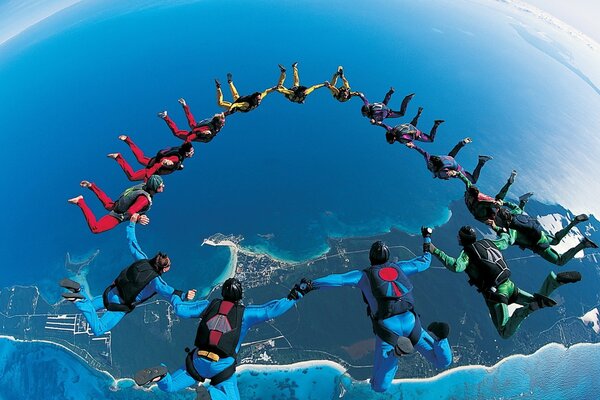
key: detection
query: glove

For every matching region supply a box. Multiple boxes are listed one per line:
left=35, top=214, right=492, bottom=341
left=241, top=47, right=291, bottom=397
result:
left=421, top=226, right=433, bottom=238
left=423, top=242, right=437, bottom=253
left=287, top=278, right=315, bottom=300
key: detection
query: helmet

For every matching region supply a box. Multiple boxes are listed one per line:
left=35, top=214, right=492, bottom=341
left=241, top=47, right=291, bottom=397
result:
left=361, top=105, right=369, bottom=116
left=369, top=241, right=390, bottom=265
left=429, top=156, right=444, bottom=171
left=145, top=175, right=164, bottom=192
left=458, top=226, right=477, bottom=246
left=178, top=142, right=193, bottom=156
left=222, top=278, right=243, bottom=302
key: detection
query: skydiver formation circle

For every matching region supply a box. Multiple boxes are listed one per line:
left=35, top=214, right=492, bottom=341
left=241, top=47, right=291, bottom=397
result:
left=61, top=63, right=598, bottom=399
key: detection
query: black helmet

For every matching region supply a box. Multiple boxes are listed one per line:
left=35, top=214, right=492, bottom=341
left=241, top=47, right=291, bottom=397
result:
left=458, top=226, right=477, bottom=246
left=369, top=241, right=390, bottom=265
left=221, top=278, right=243, bottom=302
left=429, top=156, right=444, bottom=172
left=361, top=105, right=369, bottom=116
left=178, top=141, right=193, bottom=156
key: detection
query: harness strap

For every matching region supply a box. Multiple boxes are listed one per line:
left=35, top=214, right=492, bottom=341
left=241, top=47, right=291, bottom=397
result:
left=184, top=348, right=237, bottom=386
left=102, top=284, right=155, bottom=313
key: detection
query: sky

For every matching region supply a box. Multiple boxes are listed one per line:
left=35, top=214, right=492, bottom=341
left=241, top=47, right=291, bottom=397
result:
left=0, top=0, right=81, bottom=46
left=525, top=0, right=600, bottom=44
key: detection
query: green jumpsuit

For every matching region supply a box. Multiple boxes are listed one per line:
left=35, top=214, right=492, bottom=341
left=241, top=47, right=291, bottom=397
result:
left=433, top=233, right=566, bottom=339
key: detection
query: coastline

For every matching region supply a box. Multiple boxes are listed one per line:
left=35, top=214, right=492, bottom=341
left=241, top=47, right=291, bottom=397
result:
left=204, top=206, right=453, bottom=273
left=2, top=333, right=599, bottom=395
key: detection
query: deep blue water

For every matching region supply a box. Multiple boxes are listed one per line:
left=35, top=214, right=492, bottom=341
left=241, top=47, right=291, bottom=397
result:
left=1, top=0, right=600, bottom=399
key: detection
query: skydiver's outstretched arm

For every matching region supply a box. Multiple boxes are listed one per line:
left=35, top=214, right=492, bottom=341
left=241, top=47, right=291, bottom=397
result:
left=244, top=297, right=298, bottom=327
left=372, top=120, right=392, bottom=132
left=303, top=83, right=326, bottom=96
left=357, top=93, right=369, bottom=106
left=126, top=219, right=148, bottom=260
left=396, top=237, right=432, bottom=276
left=455, top=170, right=473, bottom=190
left=261, top=87, right=276, bottom=98
left=312, top=270, right=363, bottom=288
left=407, top=142, right=431, bottom=164
left=169, top=295, right=210, bottom=318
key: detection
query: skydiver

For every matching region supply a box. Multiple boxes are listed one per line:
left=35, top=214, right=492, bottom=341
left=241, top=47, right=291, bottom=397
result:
left=59, top=214, right=198, bottom=335
left=428, top=226, right=582, bottom=338
left=459, top=170, right=598, bottom=265
left=324, top=66, right=361, bottom=102
left=358, top=87, right=415, bottom=123
left=133, top=278, right=299, bottom=400
left=405, top=137, right=492, bottom=182
left=67, top=174, right=164, bottom=234
left=107, top=136, right=194, bottom=181
left=297, top=229, right=452, bottom=393
left=216, top=73, right=275, bottom=114
left=158, top=98, right=226, bottom=143
left=275, top=62, right=326, bottom=104
left=372, top=108, right=444, bottom=145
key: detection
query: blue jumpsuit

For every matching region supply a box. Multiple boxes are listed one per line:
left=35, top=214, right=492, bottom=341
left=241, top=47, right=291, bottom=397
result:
left=156, top=296, right=298, bottom=400
left=312, top=240, right=452, bottom=393
left=74, top=221, right=189, bottom=335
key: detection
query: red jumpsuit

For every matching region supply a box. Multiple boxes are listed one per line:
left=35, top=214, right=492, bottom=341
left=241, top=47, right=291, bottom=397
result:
left=76, top=183, right=150, bottom=233
left=115, top=137, right=181, bottom=181
left=162, top=103, right=212, bottom=142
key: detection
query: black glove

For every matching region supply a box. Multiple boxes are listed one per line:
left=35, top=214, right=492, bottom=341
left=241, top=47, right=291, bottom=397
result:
left=423, top=243, right=431, bottom=253
left=421, top=226, right=433, bottom=238
left=287, top=278, right=315, bottom=300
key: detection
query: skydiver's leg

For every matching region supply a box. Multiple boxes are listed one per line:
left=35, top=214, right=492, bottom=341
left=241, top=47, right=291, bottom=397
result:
left=182, top=103, right=196, bottom=128
left=414, top=329, right=452, bottom=369
left=410, top=107, right=423, bottom=127
left=228, top=81, right=240, bottom=102
left=541, top=240, right=588, bottom=266
left=462, top=170, right=475, bottom=184
left=88, top=183, right=114, bottom=210
left=495, top=171, right=517, bottom=201
left=112, top=154, right=148, bottom=181
left=277, top=66, right=286, bottom=87
left=416, top=120, right=443, bottom=143
left=292, top=62, right=300, bottom=87
left=303, top=83, right=326, bottom=96
left=161, top=115, right=190, bottom=141
left=326, top=70, right=339, bottom=96
left=469, top=157, right=490, bottom=184
left=448, top=140, right=466, bottom=158
left=122, top=138, right=151, bottom=165
left=382, top=88, right=394, bottom=105
left=156, top=366, right=198, bottom=392
left=216, top=82, right=233, bottom=110
left=370, top=336, right=398, bottom=393
left=340, top=74, right=351, bottom=89
left=387, top=93, right=416, bottom=118
left=550, top=216, right=588, bottom=245
left=487, top=299, right=532, bottom=339
left=74, top=295, right=126, bottom=335
left=208, top=375, right=240, bottom=400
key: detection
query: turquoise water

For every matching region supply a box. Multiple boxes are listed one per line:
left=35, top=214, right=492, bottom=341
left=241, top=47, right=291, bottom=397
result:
left=2, top=338, right=599, bottom=400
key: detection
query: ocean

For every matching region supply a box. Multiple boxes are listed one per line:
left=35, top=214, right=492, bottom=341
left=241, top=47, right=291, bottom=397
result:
left=2, top=337, right=599, bottom=399
left=2, top=0, right=600, bottom=399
